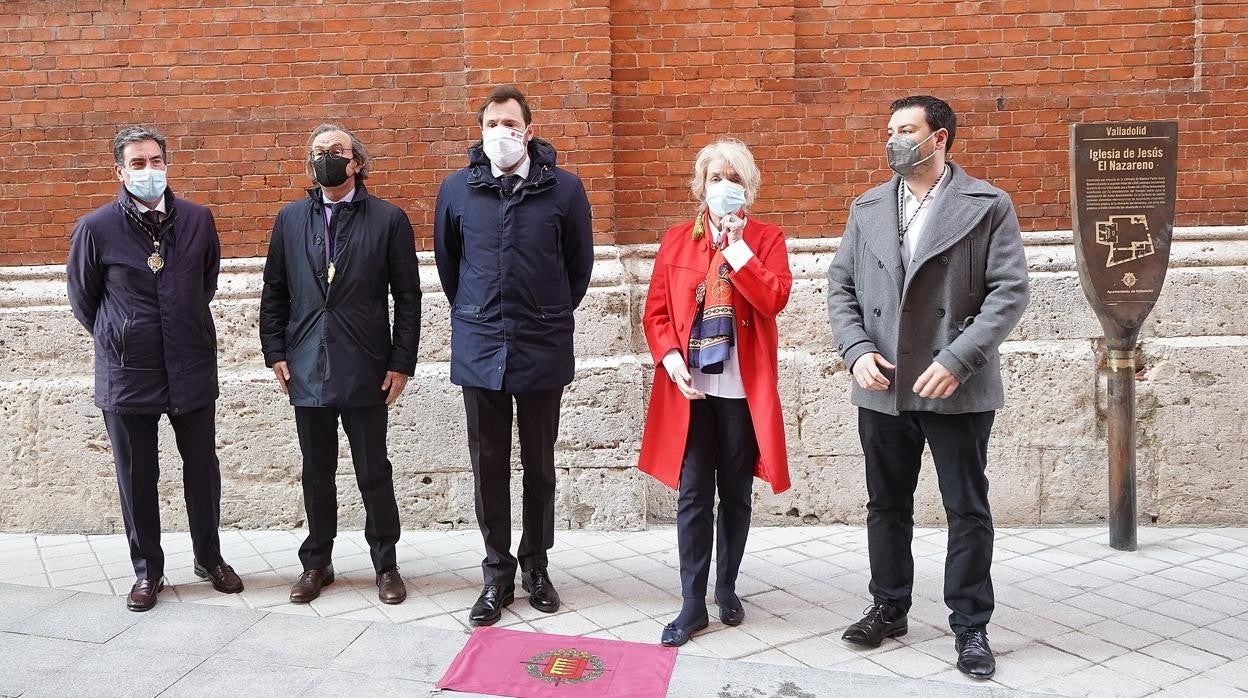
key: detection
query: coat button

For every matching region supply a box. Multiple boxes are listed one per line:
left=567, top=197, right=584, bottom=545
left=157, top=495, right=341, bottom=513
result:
left=974, top=358, right=985, bottom=366
left=935, top=308, right=946, bottom=317
left=877, top=260, right=885, bottom=269
left=938, top=255, right=949, bottom=265
left=741, top=319, right=750, bottom=327
left=873, top=309, right=881, bottom=317
left=836, top=343, right=843, bottom=351
left=933, top=350, right=940, bottom=357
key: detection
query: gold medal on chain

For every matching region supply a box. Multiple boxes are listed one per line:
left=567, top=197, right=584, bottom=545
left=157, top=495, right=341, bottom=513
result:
left=147, top=240, right=163, bottom=274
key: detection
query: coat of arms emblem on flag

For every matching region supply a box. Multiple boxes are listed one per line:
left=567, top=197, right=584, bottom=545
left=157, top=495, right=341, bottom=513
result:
left=524, top=648, right=606, bottom=685
left=437, top=626, right=677, bottom=697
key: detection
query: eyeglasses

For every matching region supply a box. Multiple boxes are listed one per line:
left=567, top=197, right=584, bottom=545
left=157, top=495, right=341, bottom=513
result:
left=311, top=146, right=353, bottom=158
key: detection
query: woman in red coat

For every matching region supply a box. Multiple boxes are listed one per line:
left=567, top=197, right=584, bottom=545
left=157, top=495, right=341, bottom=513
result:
left=638, top=138, right=793, bottom=646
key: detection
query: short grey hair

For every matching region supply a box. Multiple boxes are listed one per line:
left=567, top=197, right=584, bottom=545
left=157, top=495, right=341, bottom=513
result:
left=690, top=138, right=761, bottom=209
left=112, top=126, right=168, bottom=165
left=305, top=123, right=369, bottom=181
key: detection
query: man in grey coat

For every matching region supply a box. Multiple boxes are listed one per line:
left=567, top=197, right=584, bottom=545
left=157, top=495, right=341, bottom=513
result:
left=826, top=96, right=1029, bottom=679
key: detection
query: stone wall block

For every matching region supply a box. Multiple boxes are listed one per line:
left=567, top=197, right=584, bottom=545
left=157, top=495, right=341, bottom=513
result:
left=1141, top=338, right=1248, bottom=523
left=2, top=229, right=1246, bottom=531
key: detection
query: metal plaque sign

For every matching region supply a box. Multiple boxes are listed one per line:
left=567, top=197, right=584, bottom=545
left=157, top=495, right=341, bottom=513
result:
left=1069, top=121, right=1178, bottom=551
left=1070, top=121, right=1178, bottom=335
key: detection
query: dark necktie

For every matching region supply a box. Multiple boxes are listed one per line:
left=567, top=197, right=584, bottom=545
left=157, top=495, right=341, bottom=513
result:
left=501, top=174, right=519, bottom=196
left=326, top=202, right=342, bottom=260
left=143, top=210, right=163, bottom=227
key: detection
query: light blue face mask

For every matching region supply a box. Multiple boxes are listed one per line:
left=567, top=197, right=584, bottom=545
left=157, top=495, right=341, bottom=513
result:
left=705, top=179, right=747, bottom=217
left=124, top=168, right=167, bottom=203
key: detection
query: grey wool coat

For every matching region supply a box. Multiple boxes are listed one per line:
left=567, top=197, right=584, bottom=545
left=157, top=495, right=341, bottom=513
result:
left=826, top=162, right=1030, bottom=415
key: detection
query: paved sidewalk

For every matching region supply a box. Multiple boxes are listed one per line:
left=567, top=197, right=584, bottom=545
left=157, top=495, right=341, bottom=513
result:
left=1, top=526, right=1246, bottom=696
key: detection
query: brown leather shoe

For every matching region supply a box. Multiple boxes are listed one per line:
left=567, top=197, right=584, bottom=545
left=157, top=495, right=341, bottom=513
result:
left=127, top=578, right=164, bottom=612
left=376, top=567, right=407, bottom=605
left=194, top=560, right=243, bottom=594
left=289, top=566, right=334, bottom=603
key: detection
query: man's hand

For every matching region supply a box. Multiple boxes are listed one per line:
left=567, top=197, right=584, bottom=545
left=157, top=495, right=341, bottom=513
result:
left=913, top=361, right=960, bottom=399
left=721, top=214, right=745, bottom=246
left=382, top=371, right=410, bottom=405
left=852, top=352, right=894, bottom=391
left=272, top=361, right=290, bottom=394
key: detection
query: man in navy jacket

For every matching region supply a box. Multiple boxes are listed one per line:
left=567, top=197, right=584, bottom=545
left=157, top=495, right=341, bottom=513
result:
left=67, top=126, right=242, bottom=611
left=435, top=86, right=594, bottom=626
left=260, top=124, right=421, bottom=605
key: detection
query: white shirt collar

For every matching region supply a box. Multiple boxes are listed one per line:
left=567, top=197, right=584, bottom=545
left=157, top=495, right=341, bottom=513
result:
left=902, top=164, right=951, bottom=204
left=322, top=186, right=357, bottom=206
left=490, top=154, right=532, bottom=181
left=134, top=196, right=167, bottom=215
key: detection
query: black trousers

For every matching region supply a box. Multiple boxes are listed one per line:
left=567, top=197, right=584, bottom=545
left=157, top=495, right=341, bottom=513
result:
left=462, top=386, right=563, bottom=586
left=293, top=405, right=400, bottom=573
left=677, top=396, right=758, bottom=601
left=102, top=404, right=223, bottom=581
left=859, top=407, right=996, bottom=634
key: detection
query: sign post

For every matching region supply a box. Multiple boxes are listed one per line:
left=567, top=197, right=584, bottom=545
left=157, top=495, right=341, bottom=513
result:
left=1069, top=122, right=1178, bottom=551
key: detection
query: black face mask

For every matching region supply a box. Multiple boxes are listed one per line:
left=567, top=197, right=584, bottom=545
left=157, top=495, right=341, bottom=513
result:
left=312, top=153, right=352, bottom=187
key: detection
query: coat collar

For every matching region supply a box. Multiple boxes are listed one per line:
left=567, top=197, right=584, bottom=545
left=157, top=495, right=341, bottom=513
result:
left=305, top=181, right=370, bottom=210
left=301, top=181, right=370, bottom=300
left=117, top=185, right=179, bottom=237
left=466, top=138, right=559, bottom=194
left=852, top=162, right=999, bottom=284
left=907, top=162, right=996, bottom=269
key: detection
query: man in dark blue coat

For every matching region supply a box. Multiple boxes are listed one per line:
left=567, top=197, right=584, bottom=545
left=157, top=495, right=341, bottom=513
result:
left=260, top=124, right=421, bottom=605
left=435, top=85, right=594, bottom=626
left=67, top=126, right=242, bottom=612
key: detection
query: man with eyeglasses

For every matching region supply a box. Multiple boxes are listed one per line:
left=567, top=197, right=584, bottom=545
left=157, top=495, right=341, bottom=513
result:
left=260, top=123, right=422, bottom=605
left=68, top=125, right=242, bottom=611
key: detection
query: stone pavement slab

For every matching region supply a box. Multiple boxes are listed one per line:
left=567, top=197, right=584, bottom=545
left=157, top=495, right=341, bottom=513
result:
left=0, top=582, right=1057, bottom=698
left=2, top=525, right=1247, bottom=696
left=212, top=612, right=369, bottom=669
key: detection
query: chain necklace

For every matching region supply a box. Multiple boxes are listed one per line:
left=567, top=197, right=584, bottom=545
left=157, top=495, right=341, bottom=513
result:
left=897, top=164, right=948, bottom=246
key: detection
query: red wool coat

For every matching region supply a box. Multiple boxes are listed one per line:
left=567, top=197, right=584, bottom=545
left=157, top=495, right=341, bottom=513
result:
left=637, top=214, right=793, bottom=494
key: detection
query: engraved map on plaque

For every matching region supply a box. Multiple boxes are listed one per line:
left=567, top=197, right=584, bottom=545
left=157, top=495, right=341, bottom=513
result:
left=1070, top=122, right=1178, bottom=332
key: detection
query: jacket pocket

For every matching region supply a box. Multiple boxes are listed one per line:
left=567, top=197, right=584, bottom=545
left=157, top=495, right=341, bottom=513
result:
left=452, top=304, right=483, bottom=319
left=966, top=236, right=982, bottom=297
left=538, top=303, right=571, bottom=320
left=115, top=317, right=131, bottom=367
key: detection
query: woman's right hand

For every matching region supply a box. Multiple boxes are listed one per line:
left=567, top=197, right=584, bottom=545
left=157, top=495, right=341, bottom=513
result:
left=662, top=350, right=706, bottom=400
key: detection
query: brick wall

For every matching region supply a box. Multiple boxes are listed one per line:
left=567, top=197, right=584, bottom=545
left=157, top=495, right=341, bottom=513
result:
left=1, top=0, right=1244, bottom=265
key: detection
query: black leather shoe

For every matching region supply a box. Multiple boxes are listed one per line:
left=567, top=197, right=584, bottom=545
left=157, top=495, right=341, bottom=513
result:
left=521, top=568, right=561, bottom=613
left=469, top=584, right=515, bottom=626
left=289, top=566, right=334, bottom=604
left=194, top=560, right=243, bottom=594
left=956, top=627, right=996, bottom=678
left=127, top=578, right=164, bottom=612
left=841, top=602, right=908, bottom=647
left=376, top=567, right=407, bottom=605
left=716, top=593, right=745, bottom=627
left=660, top=613, right=709, bottom=647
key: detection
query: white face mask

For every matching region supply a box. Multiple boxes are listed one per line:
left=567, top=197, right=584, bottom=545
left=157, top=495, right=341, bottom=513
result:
left=124, top=168, right=167, bottom=203
left=704, top=179, right=747, bottom=217
left=482, top=126, right=527, bottom=170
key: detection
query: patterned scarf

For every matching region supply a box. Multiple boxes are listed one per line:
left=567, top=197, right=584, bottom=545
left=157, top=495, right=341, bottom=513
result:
left=687, top=213, right=736, bottom=374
